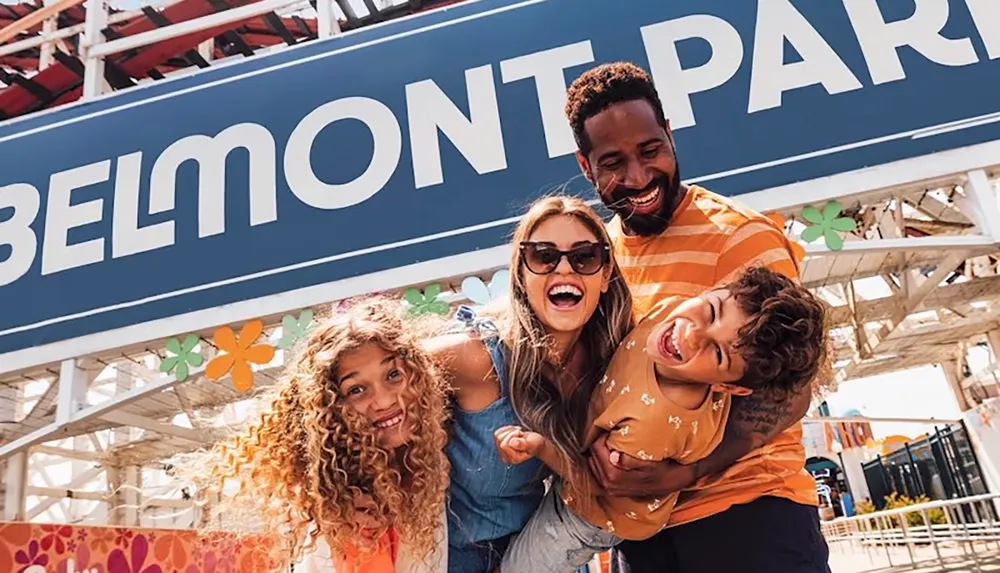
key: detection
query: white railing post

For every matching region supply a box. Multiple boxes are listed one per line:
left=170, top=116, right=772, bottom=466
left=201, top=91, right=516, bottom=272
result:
left=317, top=0, right=341, bottom=39
left=39, top=0, right=59, bottom=69
left=80, top=0, right=108, bottom=100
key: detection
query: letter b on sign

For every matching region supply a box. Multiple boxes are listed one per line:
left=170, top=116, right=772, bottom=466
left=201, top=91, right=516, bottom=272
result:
left=0, top=183, right=41, bottom=287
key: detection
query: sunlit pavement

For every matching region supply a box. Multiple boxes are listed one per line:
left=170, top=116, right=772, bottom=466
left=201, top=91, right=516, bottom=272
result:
left=828, top=544, right=1000, bottom=572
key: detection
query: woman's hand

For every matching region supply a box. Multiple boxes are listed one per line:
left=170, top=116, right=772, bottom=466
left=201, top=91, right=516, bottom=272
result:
left=494, top=425, right=545, bottom=465
left=587, top=433, right=699, bottom=498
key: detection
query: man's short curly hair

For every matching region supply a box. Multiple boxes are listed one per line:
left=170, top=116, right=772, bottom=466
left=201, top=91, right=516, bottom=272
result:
left=726, top=267, right=831, bottom=397
left=565, top=61, right=668, bottom=156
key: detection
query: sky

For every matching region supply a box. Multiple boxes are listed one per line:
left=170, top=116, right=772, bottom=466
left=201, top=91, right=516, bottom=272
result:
left=822, top=365, right=964, bottom=441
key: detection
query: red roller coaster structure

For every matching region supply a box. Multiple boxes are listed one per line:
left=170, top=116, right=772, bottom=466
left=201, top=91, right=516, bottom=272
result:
left=0, top=0, right=467, bottom=120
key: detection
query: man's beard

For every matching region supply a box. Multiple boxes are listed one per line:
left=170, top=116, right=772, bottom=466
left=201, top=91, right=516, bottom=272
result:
left=600, top=168, right=682, bottom=237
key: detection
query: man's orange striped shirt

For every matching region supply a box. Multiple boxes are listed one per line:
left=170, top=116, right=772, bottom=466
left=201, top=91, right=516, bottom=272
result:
left=608, top=185, right=818, bottom=527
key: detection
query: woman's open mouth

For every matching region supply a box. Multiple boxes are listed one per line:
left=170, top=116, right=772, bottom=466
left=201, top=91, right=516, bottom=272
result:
left=547, top=283, right=583, bottom=310
left=373, top=409, right=405, bottom=430
left=657, top=322, right=684, bottom=363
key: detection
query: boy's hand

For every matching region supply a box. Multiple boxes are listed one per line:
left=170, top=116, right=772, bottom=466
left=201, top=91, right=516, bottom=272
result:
left=494, top=425, right=545, bottom=465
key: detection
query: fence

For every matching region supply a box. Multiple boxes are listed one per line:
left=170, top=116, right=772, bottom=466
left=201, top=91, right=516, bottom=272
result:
left=822, top=493, right=1000, bottom=572
left=862, top=423, right=989, bottom=508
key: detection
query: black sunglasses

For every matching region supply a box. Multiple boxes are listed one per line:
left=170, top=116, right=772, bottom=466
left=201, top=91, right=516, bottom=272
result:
left=519, top=241, right=609, bottom=276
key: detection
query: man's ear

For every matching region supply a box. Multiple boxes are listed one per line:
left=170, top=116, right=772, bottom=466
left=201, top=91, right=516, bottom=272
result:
left=576, top=150, right=593, bottom=185
left=714, top=383, right=753, bottom=397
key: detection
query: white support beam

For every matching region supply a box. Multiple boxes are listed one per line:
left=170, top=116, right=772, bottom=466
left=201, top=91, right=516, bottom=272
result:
left=841, top=250, right=968, bottom=381
left=26, top=466, right=105, bottom=519
left=197, top=39, right=213, bottom=62
left=962, top=169, right=1000, bottom=241
left=26, top=486, right=106, bottom=503
left=826, top=274, right=1000, bottom=326
left=12, top=360, right=102, bottom=441
left=803, top=415, right=962, bottom=425
left=21, top=377, right=60, bottom=427
left=802, top=235, right=996, bottom=258
left=55, top=359, right=88, bottom=425
left=906, top=192, right=970, bottom=226
left=844, top=281, right=869, bottom=359
left=99, top=411, right=203, bottom=442
left=0, top=382, right=20, bottom=518
left=0, top=375, right=185, bottom=462
left=90, top=0, right=300, bottom=58
left=38, top=0, right=59, bottom=69
left=740, top=139, right=1000, bottom=214
left=4, top=453, right=28, bottom=520
left=79, top=0, right=108, bottom=99
left=32, top=445, right=103, bottom=462
left=316, top=0, right=341, bottom=38
left=942, top=358, right=972, bottom=412
left=0, top=8, right=138, bottom=58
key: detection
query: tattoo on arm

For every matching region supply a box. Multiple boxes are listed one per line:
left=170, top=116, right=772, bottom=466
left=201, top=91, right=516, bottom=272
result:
left=729, top=391, right=788, bottom=448
left=693, top=386, right=806, bottom=480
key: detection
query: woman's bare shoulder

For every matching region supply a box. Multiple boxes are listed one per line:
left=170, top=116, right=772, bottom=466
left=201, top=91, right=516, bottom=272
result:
left=423, top=332, right=496, bottom=392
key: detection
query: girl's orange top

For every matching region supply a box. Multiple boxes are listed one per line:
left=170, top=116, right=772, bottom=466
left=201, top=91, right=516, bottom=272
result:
left=333, top=527, right=399, bottom=573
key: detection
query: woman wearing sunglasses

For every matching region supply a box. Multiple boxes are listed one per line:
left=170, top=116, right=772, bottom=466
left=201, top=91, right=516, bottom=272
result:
left=426, top=195, right=634, bottom=572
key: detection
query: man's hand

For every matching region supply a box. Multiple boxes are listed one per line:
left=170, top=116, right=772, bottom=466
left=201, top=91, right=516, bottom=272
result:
left=494, top=425, right=545, bottom=465
left=587, top=433, right=699, bottom=498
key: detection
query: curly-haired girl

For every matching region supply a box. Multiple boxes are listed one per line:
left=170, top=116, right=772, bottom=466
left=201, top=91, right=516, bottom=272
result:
left=199, top=298, right=451, bottom=573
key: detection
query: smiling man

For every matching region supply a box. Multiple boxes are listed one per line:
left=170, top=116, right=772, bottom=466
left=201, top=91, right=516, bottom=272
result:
left=565, top=62, right=830, bottom=572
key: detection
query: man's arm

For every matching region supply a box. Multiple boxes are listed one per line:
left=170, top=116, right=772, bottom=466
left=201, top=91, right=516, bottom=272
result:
left=691, top=380, right=812, bottom=480
left=587, top=357, right=813, bottom=498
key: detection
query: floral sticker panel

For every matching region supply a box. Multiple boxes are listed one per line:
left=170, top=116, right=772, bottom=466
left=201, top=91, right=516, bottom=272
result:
left=0, top=522, right=280, bottom=573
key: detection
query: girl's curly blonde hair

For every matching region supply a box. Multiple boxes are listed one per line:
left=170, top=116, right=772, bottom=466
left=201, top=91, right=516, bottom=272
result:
left=198, top=297, right=450, bottom=569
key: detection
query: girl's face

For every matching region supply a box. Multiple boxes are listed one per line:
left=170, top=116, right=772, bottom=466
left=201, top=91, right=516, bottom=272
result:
left=336, top=342, right=412, bottom=449
left=520, top=214, right=610, bottom=335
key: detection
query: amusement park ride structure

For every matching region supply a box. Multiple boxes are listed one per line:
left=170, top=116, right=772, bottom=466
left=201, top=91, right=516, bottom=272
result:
left=0, top=0, right=1000, bottom=529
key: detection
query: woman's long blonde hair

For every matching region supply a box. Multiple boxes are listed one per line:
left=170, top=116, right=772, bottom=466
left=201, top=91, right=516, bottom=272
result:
left=197, top=298, right=450, bottom=569
left=492, top=195, right=634, bottom=480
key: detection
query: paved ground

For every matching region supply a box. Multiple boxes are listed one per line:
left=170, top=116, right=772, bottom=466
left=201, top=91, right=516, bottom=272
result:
left=828, top=543, right=1000, bottom=572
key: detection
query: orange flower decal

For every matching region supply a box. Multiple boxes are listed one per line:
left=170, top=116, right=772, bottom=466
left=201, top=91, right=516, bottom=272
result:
left=765, top=212, right=807, bottom=264
left=206, top=319, right=275, bottom=392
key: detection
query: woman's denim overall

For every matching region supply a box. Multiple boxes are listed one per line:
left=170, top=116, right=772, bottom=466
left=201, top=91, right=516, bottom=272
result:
left=446, top=310, right=548, bottom=573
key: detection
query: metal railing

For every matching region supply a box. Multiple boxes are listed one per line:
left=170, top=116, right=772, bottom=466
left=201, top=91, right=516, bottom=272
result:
left=823, top=493, right=1000, bottom=572
left=0, top=0, right=344, bottom=100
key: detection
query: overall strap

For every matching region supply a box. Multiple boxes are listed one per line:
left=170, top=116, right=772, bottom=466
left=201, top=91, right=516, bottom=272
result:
left=454, top=305, right=510, bottom=397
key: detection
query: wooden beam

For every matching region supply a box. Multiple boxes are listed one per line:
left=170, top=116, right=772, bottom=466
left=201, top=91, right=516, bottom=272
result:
left=826, top=273, right=1000, bottom=327
left=99, top=411, right=204, bottom=442
left=840, top=251, right=968, bottom=381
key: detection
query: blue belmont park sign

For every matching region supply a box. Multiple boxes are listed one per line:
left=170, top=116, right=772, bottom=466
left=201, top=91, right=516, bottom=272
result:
left=0, top=0, right=999, bottom=357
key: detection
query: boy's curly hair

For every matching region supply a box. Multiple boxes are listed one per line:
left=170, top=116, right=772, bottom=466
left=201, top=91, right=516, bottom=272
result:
left=196, top=298, right=450, bottom=570
left=727, top=267, right=831, bottom=396
left=565, top=61, right=668, bottom=156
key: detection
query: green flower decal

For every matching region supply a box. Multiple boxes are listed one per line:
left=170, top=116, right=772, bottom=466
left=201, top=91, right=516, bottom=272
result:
left=159, top=334, right=204, bottom=381
left=404, top=283, right=451, bottom=316
left=800, top=200, right=857, bottom=251
left=278, top=309, right=314, bottom=350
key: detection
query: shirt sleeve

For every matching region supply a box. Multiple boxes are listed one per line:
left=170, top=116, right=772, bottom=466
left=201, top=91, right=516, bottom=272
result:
left=604, top=416, right=668, bottom=463
left=713, top=220, right=800, bottom=286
